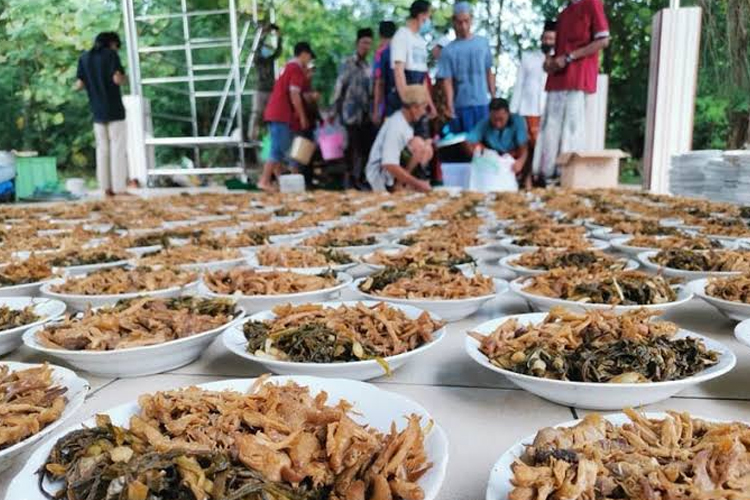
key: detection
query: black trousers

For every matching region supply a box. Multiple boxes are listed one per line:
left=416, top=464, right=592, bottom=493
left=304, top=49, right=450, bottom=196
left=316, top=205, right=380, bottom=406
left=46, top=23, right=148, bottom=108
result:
left=345, top=122, right=374, bottom=188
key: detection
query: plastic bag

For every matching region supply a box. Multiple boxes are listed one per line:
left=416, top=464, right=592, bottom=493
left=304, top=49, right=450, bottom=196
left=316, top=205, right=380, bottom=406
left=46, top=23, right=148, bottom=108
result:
left=469, top=149, right=518, bottom=192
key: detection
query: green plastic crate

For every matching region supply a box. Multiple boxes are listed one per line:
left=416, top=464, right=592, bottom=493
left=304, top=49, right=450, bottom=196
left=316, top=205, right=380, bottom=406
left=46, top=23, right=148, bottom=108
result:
left=15, top=157, right=58, bottom=201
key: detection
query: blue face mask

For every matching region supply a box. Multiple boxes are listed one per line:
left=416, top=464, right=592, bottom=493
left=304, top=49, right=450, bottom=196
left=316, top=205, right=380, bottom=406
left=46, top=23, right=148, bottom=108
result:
left=419, top=18, right=432, bottom=36
left=260, top=46, right=274, bottom=58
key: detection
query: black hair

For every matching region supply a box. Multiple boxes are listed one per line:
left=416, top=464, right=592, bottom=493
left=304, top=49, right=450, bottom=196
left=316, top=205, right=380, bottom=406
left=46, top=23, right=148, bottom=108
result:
left=357, top=28, right=374, bottom=41
left=489, top=98, right=510, bottom=112
left=93, top=32, right=121, bottom=51
left=544, top=20, right=557, bottom=32
left=379, top=21, right=397, bottom=38
left=294, top=41, right=315, bottom=58
left=409, top=0, right=431, bottom=19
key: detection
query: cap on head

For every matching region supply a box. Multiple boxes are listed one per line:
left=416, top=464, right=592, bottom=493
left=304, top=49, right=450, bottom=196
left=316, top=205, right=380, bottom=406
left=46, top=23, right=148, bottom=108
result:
left=409, top=0, right=431, bottom=19
left=294, top=41, right=316, bottom=59
left=453, top=1, right=471, bottom=16
left=544, top=19, right=557, bottom=32
left=379, top=20, right=397, bottom=38
left=402, top=85, right=429, bottom=106
left=357, top=27, right=374, bottom=41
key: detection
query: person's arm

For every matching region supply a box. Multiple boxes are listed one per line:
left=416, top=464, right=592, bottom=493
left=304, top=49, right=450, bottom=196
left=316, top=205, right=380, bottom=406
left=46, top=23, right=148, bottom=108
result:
left=372, top=76, right=384, bottom=124
left=442, top=78, right=455, bottom=118
left=113, top=71, right=126, bottom=86
left=462, top=120, right=486, bottom=156
left=74, top=79, right=85, bottom=91
left=290, top=89, right=309, bottom=130
left=484, top=41, right=495, bottom=97
left=512, top=144, right=528, bottom=173
left=437, top=52, right=454, bottom=118
left=511, top=115, right=529, bottom=172
left=423, top=78, right=436, bottom=118
left=75, top=57, right=85, bottom=91
left=393, top=61, right=408, bottom=102
left=554, top=1, right=610, bottom=71
left=384, top=163, right=430, bottom=192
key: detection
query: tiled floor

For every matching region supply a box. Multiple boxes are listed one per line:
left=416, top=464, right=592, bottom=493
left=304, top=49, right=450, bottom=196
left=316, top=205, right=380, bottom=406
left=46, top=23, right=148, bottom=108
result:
left=2, top=256, right=749, bottom=500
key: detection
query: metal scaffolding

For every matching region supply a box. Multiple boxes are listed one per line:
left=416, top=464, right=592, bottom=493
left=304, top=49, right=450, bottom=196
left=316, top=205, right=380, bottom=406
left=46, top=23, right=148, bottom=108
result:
left=121, top=0, right=261, bottom=179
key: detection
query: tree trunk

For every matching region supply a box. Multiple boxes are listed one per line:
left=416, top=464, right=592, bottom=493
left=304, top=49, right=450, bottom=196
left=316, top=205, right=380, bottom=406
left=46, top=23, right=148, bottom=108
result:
left=725, top=0, right=749, bottom=149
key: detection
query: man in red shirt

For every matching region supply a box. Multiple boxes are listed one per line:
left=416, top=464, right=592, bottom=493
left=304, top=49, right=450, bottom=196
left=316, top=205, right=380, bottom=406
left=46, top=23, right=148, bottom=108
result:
left=258, top=42, right=315, bottom=191
left=533, top=0, right=609, bottom=181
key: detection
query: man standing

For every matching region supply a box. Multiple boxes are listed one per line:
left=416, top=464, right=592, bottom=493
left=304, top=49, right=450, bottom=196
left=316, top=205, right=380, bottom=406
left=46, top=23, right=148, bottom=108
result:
left=371, top=21, right=396, bottom=126
left=75, top=32, right=127, bottom=196
left=438, top=2, right=495, bottom=134
left=333, top=28, right=375, bottom=189
left=249, top=22, right=282, bottom=142
left=512, top=20, right=556, bottom=188
left=387, top=0, right=436, bottom=117
left=534, top=0, right=609, bottom=181
left=258, top=42, right=315, bottom=191
left=366, top=85, right=432, bottom=193
left=465, top=98, right=529, bottom=175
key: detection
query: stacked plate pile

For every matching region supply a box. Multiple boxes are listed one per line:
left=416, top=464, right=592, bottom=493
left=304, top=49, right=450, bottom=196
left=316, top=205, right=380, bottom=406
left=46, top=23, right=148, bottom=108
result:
left=725, top=151, right=750, bottom=205
left=669, top=150, right=721, bottom=197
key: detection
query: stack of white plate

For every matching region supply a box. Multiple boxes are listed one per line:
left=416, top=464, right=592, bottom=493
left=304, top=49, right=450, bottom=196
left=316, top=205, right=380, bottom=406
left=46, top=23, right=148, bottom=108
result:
left=669, top=150, right=720, bottom=196
left=726, top=151, right=750, bottom=205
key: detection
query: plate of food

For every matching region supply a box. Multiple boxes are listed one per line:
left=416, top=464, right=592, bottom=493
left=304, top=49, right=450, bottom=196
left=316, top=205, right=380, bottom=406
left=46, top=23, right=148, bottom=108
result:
left=360, top=242, right=475, bottom=275
left=40, top=266, right=199, bottom=311
left=0, top=362, right=88, bottom=473
left=0, top=297, right=67, bottom=356
left=136, top=244, right=246, bottom=272
left=23, top=296, right=244, bottom=377
left=510, top=268, right=692, bottom=313
left=300, top=225, right=386, bottom=255
left=0, top=257, right=57, bottom=297
left=638, top=249, right=750, bottom=278
left=499, top=247, right=636, bottom=277
left=223, top=301, right=446, bottom=380
left=687, top=275, right=750, bottom=321
left=352, top=266, right=506, bottom=321
left=244, top=245, right=358, bottom=274
left=466, top=307, right=733, bottom=409
left=496, top=235, right=609, bottom=254
left=200, top=267, right=353, bottom=313
left=45, top=245, right=131, bottom=275
left=485, top=410, right=749, bottom=500
left=7, top=375, right=448, bottom=500
left=610, top=233, right=732, bottom=256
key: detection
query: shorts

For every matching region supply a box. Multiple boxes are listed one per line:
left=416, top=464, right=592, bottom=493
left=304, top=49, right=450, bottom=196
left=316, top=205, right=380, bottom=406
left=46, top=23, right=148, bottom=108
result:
left=449, top=105, right=489, bottom=134
left=268, top=121, right=293, bottom=163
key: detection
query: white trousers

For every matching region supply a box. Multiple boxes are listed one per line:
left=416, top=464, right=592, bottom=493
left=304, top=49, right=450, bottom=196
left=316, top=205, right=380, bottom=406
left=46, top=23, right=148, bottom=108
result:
left=533, top=90, right=586, bottom=179
left=93, top=120, right=127, bottom=193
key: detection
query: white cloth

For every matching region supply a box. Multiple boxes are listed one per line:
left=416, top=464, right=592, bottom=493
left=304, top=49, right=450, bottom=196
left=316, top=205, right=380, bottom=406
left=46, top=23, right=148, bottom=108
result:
left=390, top=27, right=428, bottom=73
left=533, top=90, right=585, bottom=179
left=510, top=51, right=547, bottom=117
left=93, top=120, right=128, bottom=193
left=366, top=110, right=414, bottom=191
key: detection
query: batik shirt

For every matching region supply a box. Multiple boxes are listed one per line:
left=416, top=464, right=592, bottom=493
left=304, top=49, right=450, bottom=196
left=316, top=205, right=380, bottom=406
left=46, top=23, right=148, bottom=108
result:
left=332, top=54, right=372, bottom=126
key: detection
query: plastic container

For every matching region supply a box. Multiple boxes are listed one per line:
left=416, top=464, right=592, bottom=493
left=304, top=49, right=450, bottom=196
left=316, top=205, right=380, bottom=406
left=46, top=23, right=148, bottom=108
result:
left=279, top=174, right=305, bottom=193
left=65, top=178, right=86, bottom=196
left=441, top=163, right=471, bottom=189
left=288, top=137, right=316, bottom=165
left=318, top=128, right=346, bottom=160
left=15, top=156, right=57, bottom=200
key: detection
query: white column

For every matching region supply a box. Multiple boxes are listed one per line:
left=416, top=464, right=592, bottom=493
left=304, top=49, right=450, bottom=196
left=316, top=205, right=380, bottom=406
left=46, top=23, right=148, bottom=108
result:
left=643, top=6, right=702, bottom=193
left=584, top=74, right=609, bottom=151
left=123, top=95, right=153, bottom=187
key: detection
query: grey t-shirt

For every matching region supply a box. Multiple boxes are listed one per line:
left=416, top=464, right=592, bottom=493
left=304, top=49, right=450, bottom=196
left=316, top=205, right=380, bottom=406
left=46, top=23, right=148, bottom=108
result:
left=366, top=111, right=414, bottom=191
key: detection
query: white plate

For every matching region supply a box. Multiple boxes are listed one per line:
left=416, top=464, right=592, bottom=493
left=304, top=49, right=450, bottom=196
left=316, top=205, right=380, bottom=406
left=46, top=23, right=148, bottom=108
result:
left=610, top=235, right=738, bottom=256
left=40, top=278, right=199, bottom=312
left=222, top=301, right=446, bottom=380
left=350, top=277, right=508, bottom=322
left=687, top=278, right=750, bottom=321
left=55, top=259, right=130, bottom=276
left=466, top=312, right=735, bottom=409
left=7, top=375, right=449, bottom=500
left=734, top=319, right=750, bottom=348
left=125, top=244, right=163, bottom=257
left=498, top=253, right=638, bottom=277
left=0, top=298, right=67, bottom=356
left=243, top=248, right=358, bottom=274
left=23, top=307, right=245, bottom=377
left=638, top=250, right=745, bottom=279
left=509, top=276, right=693, bottom=313
left=485, top=412, right=733, bottom=500
left=0, top=361, right=88, bottom=473
left=496, top=236, right=609, bottom=254
left=0, top=278, right=56, bottom=298
left=199, top=271, right=353, bottom=314
left=268, top=230, right=314, bottom=244
left=179, top=256, right=247, bottom=273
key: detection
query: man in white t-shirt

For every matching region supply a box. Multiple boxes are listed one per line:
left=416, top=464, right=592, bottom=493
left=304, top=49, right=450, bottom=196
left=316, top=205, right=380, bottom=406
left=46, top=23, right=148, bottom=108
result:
left=366, top=85, right=433, bottom=193
left=386, top=0, right=436, bottom=118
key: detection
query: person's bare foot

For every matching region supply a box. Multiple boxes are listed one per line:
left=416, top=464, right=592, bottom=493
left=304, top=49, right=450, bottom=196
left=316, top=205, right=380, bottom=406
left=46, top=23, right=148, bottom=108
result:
left=105, top=189, right=115, bottom=197
left=257, top=179, right=278, bottom=192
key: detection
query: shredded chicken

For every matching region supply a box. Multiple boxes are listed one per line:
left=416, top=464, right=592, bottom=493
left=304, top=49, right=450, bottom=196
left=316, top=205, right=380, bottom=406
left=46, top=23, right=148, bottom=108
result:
left=256, top=246, right=354, bottom=268
left=0, top=256, right=54, bottom=286
left=360, top=266, right=495, bottom=299
left=204, top=268, right=340, bottom=295
left=137, top=244, right=241, bottom=266
left=50, top=266, right=197, bottom=295
left=706, top=274, right=750, bottom=303
left=0, top=364, right=67, bottom=450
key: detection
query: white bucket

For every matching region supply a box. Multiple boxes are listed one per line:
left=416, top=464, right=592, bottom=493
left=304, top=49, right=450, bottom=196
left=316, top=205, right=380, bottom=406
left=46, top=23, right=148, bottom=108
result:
left=288, top=136, right=316, bottom=165
left=65, top=178, right=86, bottom=196
left=279, top=174, right=305, bottom=193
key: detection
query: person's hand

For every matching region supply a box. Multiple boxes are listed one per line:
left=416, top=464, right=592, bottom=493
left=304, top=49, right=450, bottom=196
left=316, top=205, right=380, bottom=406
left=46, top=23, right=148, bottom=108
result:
left=552, top=55, right=567, bottom=72
left=414, top=179, right=431, bottom=193
left=300, top=116, right=310, bottom=131
left=427, top=103, right=438, bottom=120
left=445, top=106, right=456, bottom=120
left=513, top=159, right=524, bottom=174
left=371, top=111, right=382, bottom=126
left=473, top=143, right=485, bottom=155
